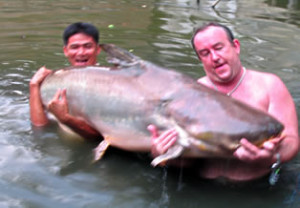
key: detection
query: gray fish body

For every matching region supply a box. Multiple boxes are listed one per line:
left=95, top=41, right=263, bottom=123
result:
left=40, top=44, right=283, bottom=162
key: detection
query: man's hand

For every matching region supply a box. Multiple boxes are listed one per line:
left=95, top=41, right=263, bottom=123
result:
left=47, top=89, right=70, bottom=123
left=234, top=136, right=284, bottom=166
left=30, top=66, right=52, bottom=87
left=29, top=66, right=53, bottom=126
left=47, top=88, right=102, bottom=140
left=147, top=124, right=177, bottom=157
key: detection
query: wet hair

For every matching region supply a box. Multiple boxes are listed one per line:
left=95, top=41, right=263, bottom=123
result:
left=191, top=22, right=235, bottom=52
left=63, top=22, right=99, bottom=45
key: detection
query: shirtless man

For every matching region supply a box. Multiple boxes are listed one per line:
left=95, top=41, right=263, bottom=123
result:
left=30, top=22, right=102, bottom=140
left=148, top=22, right=299, bottom=182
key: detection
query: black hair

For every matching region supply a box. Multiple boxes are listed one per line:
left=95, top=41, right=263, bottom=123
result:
left=63, top=22, right=99, bottom=45
left=191, top=22, right=235, bottom=52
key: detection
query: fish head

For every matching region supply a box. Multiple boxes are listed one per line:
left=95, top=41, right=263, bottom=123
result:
left=164, top=86, right=285, bottom=157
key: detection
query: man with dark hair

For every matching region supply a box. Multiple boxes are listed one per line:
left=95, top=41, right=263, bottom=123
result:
left=149, top=22, right=299, bottom=182
left=63, top=22, right=99, bottom=46
left=30, top=22, right=101, bottom=140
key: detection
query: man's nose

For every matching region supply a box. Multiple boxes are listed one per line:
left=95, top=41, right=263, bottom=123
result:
left=210, top=50, right=219, bottom=61
left=77, top=47, right=85, bottom=54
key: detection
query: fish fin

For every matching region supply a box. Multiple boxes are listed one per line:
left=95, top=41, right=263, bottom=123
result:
left=151, top=145, right=185, bottom=167
left=100, top=43, right=140, bottom=66
left=92, top=139, right=110, bottom=162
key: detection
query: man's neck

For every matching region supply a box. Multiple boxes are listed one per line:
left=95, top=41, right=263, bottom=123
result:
left=208, top=67, right=247, bottom=96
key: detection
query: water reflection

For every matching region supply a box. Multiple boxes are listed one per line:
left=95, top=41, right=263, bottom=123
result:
left=0, top=0, right=300, bottom=207
left=266, top=0, right=300, bottom=10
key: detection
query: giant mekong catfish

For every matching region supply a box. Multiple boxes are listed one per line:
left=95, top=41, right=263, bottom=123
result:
left=40, top=44, right=283, bottom=166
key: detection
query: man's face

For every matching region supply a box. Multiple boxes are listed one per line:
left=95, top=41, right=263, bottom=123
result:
left=193, top=26, right=241, bottom=83
left=63, top=33, right=101, bottom=66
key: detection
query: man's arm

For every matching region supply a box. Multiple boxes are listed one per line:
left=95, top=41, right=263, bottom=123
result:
left=268, top=74, right=299, bottom=162
left=47, top=89, right=102, bottom=141
left=29, top=66, right=53, bottom=126
left=234, top=74, right=299, bottom=166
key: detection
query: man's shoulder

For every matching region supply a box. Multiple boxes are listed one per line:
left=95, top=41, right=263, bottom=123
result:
left=247, top=69, right=288, bottom=97
left=247, top=69, right=282, bottom=84
left=197, top=76, right=209, bottom=85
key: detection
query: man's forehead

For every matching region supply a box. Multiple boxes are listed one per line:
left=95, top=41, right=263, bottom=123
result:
left=68, top=40, right=94, bottom=46
left=195, top=26, right=226, bottom=39
left=194, top=26, right=228, bottom=46
left=67, top=33, right=96, bottom=45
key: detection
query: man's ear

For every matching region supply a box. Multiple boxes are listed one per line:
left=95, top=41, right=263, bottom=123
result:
left=63, top=46, right=68, bottom=57
left=233, top=39, right=241, bottom=54
left=97, top=44, right=102, bottom=55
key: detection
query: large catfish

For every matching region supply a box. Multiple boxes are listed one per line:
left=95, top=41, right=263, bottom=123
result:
left=40, top=44, right=283, bottom=166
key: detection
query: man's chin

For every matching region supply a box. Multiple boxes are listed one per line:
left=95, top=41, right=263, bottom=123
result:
left=215, top=67, right=231, bottom=79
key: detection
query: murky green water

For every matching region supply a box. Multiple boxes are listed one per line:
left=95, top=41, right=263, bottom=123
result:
left=1, top=0, right=300, bottom=207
